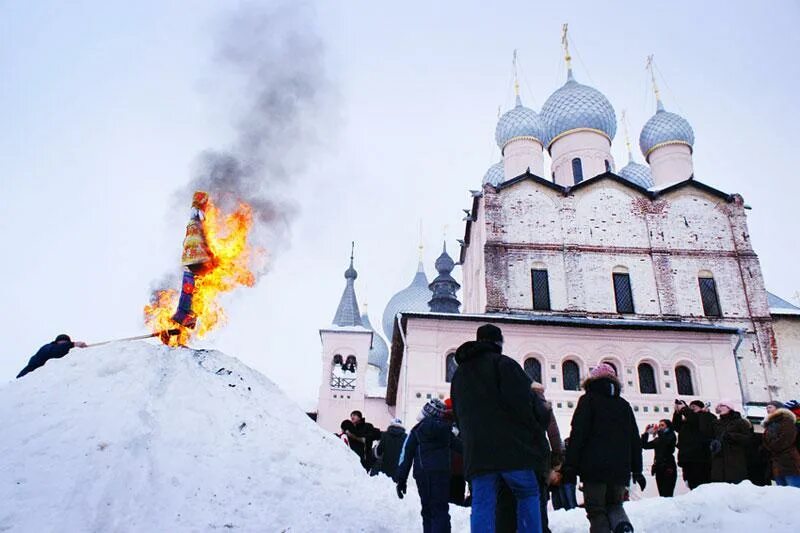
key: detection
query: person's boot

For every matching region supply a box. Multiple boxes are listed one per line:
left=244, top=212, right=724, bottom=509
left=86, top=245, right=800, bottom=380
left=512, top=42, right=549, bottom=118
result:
left=614, top=522, right=634, bottom=533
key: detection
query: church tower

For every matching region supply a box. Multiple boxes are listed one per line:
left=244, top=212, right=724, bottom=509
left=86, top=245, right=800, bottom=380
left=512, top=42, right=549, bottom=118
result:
left=428, top=241, right=461, bottom=313
left=316, top=244, right=373, bottom=433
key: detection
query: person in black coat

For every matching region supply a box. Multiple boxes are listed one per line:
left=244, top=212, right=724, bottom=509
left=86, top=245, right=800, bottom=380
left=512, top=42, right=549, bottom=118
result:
left=671, top=399, right=715, bottom=489
left=450, top=324, right=549, bottom=533
left=641, top=419, right=678, bottom=497
left=563, top=363, right=643, bottom=533
left=17, top=334, right=87, bottom=378
left=344, top=410, right=381, bottom=472
left=395, top=399, right=463, bottom=533
left=374, top=418, right=407, bottom=478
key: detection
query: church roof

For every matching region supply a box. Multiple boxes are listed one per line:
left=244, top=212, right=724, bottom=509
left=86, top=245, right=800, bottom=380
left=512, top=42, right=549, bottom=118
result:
left=361, top=311, right=390, bottom=385
left=331, top=253, right=363, bottom=327
left=381, top=262, right=433, bottom=339
left=640, top=101, right=695, bottom=160
left=495, top=96, right=545, bottom=150
left=768, top=292, right=800, bottom=316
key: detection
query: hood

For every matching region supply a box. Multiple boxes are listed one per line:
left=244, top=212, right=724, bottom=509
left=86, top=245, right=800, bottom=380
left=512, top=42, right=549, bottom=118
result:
left=454, top=340, right=500, bottom=364
left=583, top=375, right=622, bottom=397
left=763, top=407, right=797, bottom=427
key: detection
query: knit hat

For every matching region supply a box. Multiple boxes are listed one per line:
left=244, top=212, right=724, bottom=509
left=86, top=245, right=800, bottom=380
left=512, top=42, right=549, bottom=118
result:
left=54, top=334, right=71, bottom=343
left=476, top=324, right=503, bottom=344
left=590, top=362, right=617, bottom=380
left=716, top=399, right=738, bottom=411
left=421, top=398, right=448, bottom=419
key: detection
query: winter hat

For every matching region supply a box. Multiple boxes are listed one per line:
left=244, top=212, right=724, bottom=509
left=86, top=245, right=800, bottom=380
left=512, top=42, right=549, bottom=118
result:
left=389, top=418, right=403, bottom=428
left=716, top=399, right=738, bottom=411
left=476, top=324, right=503, bottom=344
left=590, top=362, right=617, bottom=380
left=767, top=401, right=784, bottom=410
left=421, top=398, right=448, bottom=419
left=689, top=400, right=706, bottom=409
left=54, top=334, right=71, bottom=343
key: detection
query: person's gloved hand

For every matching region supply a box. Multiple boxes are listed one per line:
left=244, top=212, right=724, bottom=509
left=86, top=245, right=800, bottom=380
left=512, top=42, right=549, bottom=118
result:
left=396, top=481, right=406, bottom=499
left=632, top=473, right=647, bottom=491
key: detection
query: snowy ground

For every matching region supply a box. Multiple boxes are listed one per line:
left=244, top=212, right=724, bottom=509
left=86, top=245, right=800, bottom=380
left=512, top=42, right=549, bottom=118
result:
left=1, top=342, right=798, bottom=532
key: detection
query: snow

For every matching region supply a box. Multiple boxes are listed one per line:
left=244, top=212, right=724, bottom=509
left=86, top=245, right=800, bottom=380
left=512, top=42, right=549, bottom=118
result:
left=1, top=342, right=799, bottom=532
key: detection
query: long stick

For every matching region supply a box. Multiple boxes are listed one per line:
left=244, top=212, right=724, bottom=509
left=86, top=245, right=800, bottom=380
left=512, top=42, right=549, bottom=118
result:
left=85, top=329, right=180, bottom=348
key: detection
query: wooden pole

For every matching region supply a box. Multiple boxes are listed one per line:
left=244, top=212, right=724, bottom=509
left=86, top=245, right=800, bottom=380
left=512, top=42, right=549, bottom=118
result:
left=85, top=329, right=180, bottom=348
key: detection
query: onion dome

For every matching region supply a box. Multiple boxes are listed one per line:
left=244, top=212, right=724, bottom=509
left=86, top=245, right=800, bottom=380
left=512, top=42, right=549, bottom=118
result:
left=540, top=70, right=617, bottom=148
left=331, top=249, right=363, bottom=327
left=618, top=160, right=653, bottom=189
left=639, top=100, right=695, bottom=160
left=361, top=310, right=389, bottom=386
left=381, top=261, right=432, bottom=339
left=494, top=96, right=545, bottom=152
left=429, top=242, right=460, bottom=314
left=482, top=161, right=504, bottom=186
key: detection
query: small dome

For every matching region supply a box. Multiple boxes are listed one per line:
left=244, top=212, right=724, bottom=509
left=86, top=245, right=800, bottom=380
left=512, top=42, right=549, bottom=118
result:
left=639, top=103, right=694, bottom=159
left=381, top=263, right=432, bottom=339
left=482, top=161, right=504, bottom=186
left=494, top=97, right=545, bottom=151
left=541, top=71, right=617, bottom=148
left=618, top=160, right=654, bottom=189
left=434, top=245, right=455, bottom=274
left=361, top=312, right=389, bottom=385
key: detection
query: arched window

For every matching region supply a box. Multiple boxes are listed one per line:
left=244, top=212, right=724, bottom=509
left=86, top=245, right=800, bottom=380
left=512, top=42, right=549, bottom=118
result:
left=572, top=158, right=584, bottom=184
left=445, top=353, right=458, bottom=383
left=638, top=363, right=657, bottom=394
left=343, top=355, right=357, bottom=374
left=524, top=357, right=542, bottom=384
left=605, top=159, right=612, bottom=173
left=676, top=365, right=695, bottom=396
left=562, top=360, right=580, bottom=391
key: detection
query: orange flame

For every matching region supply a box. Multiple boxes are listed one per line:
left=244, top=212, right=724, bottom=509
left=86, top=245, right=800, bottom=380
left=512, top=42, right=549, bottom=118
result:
left=144, top=198, right=258, bottom=345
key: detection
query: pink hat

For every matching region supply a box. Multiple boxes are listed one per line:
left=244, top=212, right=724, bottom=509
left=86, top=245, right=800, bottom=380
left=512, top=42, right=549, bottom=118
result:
left=590, top=362, right=617, bottom=380
left=716, top=399, right=738, bottom=411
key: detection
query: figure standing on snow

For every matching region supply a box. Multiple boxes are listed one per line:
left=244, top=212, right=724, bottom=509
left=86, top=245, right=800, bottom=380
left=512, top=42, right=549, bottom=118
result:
left=450, top=324, right=549, bottom=533
left=641, top=419, right=677, bottom=497
left=709, top=400, right=751, bottom=484
left=17, top=334, right=87, bottom=378
left=395, top=398, right=463, bottom=533
left=373, top=418, right=407, bottom=479
left=343, top=410, right=381, bottom=472
left=562, top=362, right=643, bottom=533
left=671, top=399, right=715, bottom=489
left=762, top=401, right=800, bottom=487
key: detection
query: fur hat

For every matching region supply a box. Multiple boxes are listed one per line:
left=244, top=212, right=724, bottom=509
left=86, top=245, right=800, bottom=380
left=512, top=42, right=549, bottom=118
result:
left=476, top=324, right=503, bottom=344
left=421, top=398, right=447, bottom=420
left=590, top=362, right=617, bottom=380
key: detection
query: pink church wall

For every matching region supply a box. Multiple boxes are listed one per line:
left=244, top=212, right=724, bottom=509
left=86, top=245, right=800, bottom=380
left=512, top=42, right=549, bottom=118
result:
left=503, top=138, right=544, bottom=179
left=550, top=130, right=614, bottom=186
left=648, top=143, right=693, bottom=185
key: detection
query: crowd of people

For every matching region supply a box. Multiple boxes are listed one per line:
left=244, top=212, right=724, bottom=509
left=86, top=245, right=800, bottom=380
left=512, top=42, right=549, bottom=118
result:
left=333, top=324, right=800, bottom=533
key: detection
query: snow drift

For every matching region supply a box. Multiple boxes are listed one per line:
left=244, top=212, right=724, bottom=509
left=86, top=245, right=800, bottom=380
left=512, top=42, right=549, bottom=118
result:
left=1, top=342, right=798, bottom=532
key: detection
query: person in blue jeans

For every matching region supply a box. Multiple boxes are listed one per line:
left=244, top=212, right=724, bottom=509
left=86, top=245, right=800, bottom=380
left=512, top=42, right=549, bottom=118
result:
left=450, top=324, right=549, bottom=533
left=395, top=398, right=463, bottom=533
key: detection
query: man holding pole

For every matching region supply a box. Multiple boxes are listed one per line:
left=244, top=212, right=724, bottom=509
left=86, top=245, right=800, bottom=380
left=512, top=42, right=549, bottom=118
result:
left=16, top=334, right=87, bottom=378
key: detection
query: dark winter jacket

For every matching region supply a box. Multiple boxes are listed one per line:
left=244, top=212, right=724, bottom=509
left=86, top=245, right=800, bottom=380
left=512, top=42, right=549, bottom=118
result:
left=710, top=410, right=751, bottom=483
left=564, top=376, right=643, bottom=486
left=762, top=408, right=800, bottom=477
left=672, top=407, right=715, bottom=466
left=17, top=341, right=75, bottom=378
left=395, top=415, right=462, bottom=484
left=641, top=428, right=677, bottom=469
left=376, top=424, right=407, bottom=478
left=450, top=341, right=550, bottom=480
left=350, top=420, right=380, bottom=467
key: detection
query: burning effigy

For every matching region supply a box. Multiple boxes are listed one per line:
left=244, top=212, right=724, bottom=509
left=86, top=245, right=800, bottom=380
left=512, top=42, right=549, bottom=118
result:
left=144, top=191, right=257, bottom=346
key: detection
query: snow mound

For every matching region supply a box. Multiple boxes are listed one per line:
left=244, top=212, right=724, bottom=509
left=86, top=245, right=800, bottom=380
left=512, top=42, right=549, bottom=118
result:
left=0, top=342, right=450, bottom=532
left=2, top=342, right=798, bottom=532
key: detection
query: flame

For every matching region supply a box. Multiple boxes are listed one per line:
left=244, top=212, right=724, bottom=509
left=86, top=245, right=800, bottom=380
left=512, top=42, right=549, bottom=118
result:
left=144, top=198, right=258, bottom=345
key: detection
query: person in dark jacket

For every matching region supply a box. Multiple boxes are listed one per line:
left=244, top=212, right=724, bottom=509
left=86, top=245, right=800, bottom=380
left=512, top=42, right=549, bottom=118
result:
left=17, top=334, right=87, bottom=378
left=672, top=399, right=715, bottom=489
left=563, top=363, right=643, bottom=533
left=641, top=419, right=677, bottom=497
left=709, top=400, right=751, bottom=484
left=450, top=324, right=548, bottom=533
left=374, top=418, right=407, bottom=478
left=345, top=410, right=381, bottom=472
left=395, top=399, right=463, bottom=533
left=762, top=401, right=800, bottom=487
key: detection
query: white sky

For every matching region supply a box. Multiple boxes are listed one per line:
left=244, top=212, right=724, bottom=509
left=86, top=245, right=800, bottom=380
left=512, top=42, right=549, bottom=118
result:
left=2, top=1, right=799, bottom=409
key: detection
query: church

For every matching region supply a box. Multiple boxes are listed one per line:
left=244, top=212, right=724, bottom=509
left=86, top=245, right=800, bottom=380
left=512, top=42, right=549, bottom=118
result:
left=314, top=33, right=800, bottom=446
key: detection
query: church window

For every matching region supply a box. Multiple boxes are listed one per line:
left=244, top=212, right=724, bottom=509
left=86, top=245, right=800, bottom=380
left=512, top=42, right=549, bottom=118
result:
left=531, top=269, right=551, bottom=311
left=676, top=365, right=695, bottom=396
left=613, top=272, right=635, bottom=314
left=572, top=158, right=583, bottom=184
left=698, top=275, right=721, bottom=317
left=605, top=159, right=612, bottom=173
left=331, top=355, right=356, bottom=391
left=562, top=360, right=580, bottom=391
left=524, top=357, right=542, bottom=384
left=638, top=363, right=657, bottom=394
left=445, top=352, right=458, bottom=383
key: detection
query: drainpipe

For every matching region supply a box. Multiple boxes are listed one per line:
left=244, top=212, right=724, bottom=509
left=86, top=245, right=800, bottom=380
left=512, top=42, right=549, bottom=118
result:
left=732, top=328, right=749, bottom=411
left=397, top=312, right=410, bottom=425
